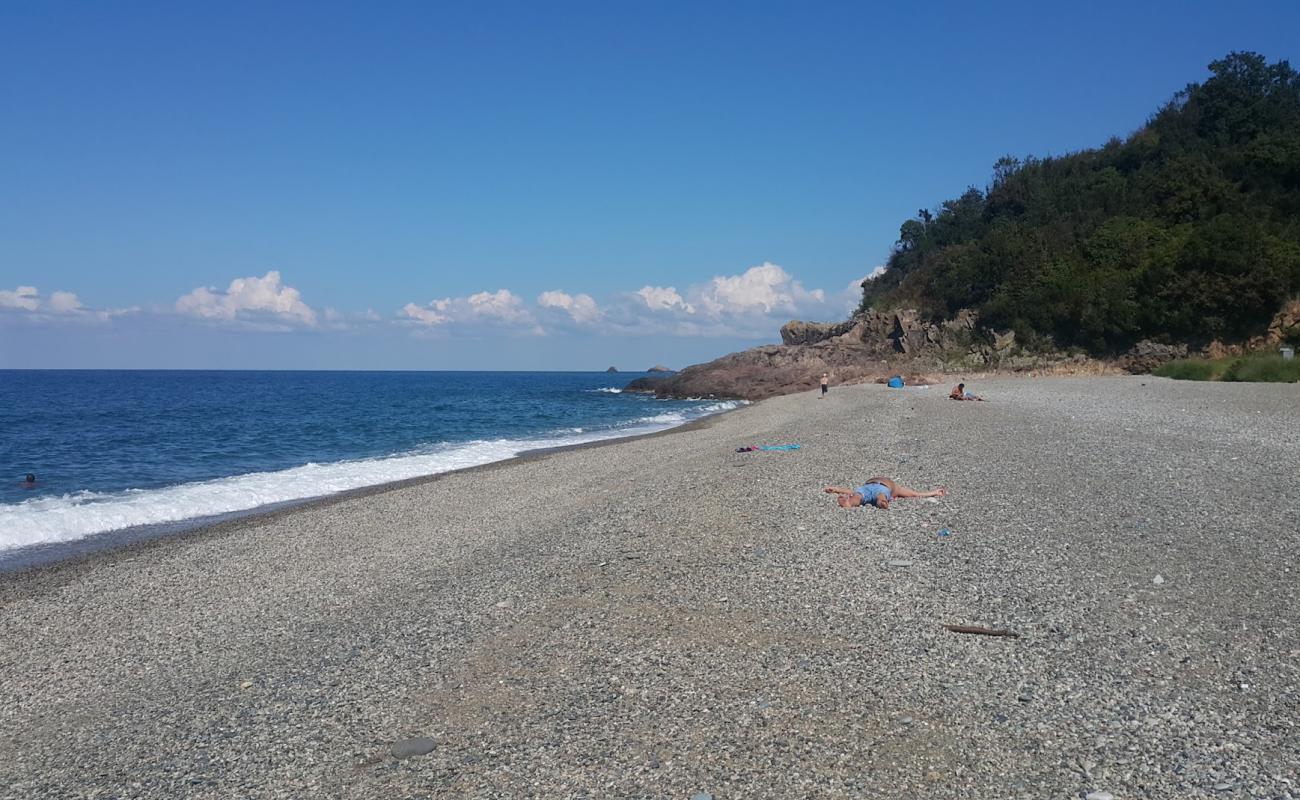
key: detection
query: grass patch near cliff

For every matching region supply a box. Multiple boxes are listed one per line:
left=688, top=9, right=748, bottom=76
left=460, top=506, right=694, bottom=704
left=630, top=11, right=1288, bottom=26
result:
left=1156, top=354, right=1300, bottom=382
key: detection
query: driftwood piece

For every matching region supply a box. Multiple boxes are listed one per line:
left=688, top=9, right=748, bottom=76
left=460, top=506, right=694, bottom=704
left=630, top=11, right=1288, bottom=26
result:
left=943, top=624, right=1020, bottom=638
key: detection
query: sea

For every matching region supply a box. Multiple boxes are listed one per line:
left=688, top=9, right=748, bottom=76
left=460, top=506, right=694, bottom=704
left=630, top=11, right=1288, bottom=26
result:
left=0, top=370, right=738, bottom=563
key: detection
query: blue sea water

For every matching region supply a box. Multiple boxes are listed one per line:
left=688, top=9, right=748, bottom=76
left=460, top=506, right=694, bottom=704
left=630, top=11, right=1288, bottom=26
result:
left=0, top=370, right=737, bottom=554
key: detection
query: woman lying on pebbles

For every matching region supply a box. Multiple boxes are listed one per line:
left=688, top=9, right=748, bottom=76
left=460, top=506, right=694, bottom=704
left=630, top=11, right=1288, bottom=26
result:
left=824, top=478, right=947, bottom=510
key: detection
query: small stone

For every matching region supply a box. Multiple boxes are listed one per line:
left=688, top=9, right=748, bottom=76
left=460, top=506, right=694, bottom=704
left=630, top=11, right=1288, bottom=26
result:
left=494, top=599, right=513, bottom=608
left=1086, top=792, right=1114, bottom=800
left=240, top=681, right=253, bottom=690
left=900, top=716, right=914, bottom=724
left=887, top=559, right=914, bottom=567
left=691, top=794, right=714, bottom=800
left=1214, top=782, right=1233, bottom=791
left=1152, top=574, right=1165, bottom=585
left=390, top=737, right=437, bottom=759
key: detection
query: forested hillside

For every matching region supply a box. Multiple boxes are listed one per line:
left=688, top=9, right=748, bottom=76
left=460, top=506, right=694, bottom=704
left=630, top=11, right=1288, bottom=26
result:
left=863, top=52, right=1300, bottom=353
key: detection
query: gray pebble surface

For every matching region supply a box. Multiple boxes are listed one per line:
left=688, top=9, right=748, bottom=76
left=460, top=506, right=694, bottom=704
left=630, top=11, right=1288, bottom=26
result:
left=1, top=376, right=1298, bottom=799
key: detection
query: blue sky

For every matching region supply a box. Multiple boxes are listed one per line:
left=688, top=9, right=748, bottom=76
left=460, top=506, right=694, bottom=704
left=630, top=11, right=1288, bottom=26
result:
left=3, top=0, right=1298, bottom=369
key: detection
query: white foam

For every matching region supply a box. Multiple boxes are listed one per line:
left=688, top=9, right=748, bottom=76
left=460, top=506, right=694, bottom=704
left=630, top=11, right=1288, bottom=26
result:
left=589, top=387, right=623, bottom=393
left=0, top=400, right=744, bottom=553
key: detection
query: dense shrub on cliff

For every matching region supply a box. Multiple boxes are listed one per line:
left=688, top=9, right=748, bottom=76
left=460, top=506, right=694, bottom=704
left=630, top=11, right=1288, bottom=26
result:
left=864, top=52, right=1300, bottom=353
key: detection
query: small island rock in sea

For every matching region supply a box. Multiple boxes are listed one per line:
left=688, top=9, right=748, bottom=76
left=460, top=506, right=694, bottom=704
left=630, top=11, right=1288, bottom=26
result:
left=605, top=366, right=619, bottom=373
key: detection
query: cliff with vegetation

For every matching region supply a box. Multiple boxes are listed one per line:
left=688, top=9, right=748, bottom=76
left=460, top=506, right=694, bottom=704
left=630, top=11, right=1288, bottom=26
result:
left=866, top=51, right=1300, bottom=353
left=630, top=53, right=1300, bottom=400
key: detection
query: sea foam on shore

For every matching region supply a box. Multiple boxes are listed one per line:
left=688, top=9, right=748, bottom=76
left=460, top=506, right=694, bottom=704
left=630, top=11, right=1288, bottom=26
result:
left=0, top=401, right=741, bottom=553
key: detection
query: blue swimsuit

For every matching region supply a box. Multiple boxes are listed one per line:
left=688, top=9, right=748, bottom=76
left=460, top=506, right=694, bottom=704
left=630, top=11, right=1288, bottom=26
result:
left=855, top=482, right=893, bottom=507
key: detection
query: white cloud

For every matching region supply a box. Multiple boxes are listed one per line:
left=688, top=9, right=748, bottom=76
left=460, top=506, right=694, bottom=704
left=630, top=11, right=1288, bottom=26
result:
left=175, top=271, right=317, bottom=326
left=696, top=262, right=823, bottom=317
left=0, top=286, right=116, bottom=321
left=538, top=290, right=601, bottom=324
left=0, top=286, right=41, bottom=311
left=48, top=291, right=83, bottom=313
left=635, top=285, right=695, bottom=314
left=400, top=289, right=537, bottom=333
left=466, top=289, right=529, bottom=322
left=633, top=263, right=828, bottom=324
left=838, top=268, right=884, bottom=312
left=400, top=302, right=449, bottom=326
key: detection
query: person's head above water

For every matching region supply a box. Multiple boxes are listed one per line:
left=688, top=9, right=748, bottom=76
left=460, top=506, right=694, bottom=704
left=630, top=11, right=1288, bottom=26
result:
left=24, top=473, right=35, bottom=484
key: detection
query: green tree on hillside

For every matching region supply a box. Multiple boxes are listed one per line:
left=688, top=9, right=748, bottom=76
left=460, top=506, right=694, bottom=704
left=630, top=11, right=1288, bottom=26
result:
left=863, top=52, right=1300, bottom=353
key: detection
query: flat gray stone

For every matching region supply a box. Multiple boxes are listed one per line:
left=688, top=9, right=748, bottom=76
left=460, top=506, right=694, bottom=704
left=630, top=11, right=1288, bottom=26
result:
left=887, top=559, right=914, bottom=567
left=391, top=737, right=437, bottom=759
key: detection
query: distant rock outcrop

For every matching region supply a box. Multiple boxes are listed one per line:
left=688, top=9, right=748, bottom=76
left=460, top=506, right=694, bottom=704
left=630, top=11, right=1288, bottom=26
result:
left=1263, top=298, right=1300, bottom=347
left=647, top=365, right=674, bottom=373
left=1117, top=340, right=1189, bottom=374
left=605, top=366, right=619, bottom=373
left=628, top=307, right=1083, bottom=400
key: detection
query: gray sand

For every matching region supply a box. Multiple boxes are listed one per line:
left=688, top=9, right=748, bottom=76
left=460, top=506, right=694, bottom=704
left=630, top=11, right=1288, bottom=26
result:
left=2, top=376, right=1298, bottom=799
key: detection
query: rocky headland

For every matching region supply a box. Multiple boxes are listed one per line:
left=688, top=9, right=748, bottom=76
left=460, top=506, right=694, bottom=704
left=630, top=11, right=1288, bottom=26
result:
left=627, top=300, right=1300, bottom=401
left=627, top=307, right=1073, bottom=401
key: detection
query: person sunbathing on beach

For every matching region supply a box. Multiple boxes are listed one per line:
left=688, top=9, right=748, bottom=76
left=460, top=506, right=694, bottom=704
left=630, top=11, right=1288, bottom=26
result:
left=949, top=382, right=985, bottom=401
left=824, top=478, right=946, bottom=510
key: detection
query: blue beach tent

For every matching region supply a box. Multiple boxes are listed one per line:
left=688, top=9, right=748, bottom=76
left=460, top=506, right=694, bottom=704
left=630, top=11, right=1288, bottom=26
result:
left=886, top=376, right=905, bottom=388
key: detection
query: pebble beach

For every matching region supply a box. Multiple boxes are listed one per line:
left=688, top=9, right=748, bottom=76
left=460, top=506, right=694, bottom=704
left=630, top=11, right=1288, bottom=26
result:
left=2, top=376, right=1298, bottom=799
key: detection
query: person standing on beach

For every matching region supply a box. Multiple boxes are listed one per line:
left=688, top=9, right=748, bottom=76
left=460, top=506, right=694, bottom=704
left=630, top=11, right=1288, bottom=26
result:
left=820, top=373, right=829, bottom=398
left=824, top=477, right=946, bottom=510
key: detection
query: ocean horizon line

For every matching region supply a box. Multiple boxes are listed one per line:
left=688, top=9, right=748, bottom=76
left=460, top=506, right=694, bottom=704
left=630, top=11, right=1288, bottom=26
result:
left=0, top=367, right=666, bottom=374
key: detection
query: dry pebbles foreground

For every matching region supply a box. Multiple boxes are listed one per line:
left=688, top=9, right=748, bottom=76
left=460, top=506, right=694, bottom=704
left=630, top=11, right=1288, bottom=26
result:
left=1, top=376, right=1298, bottom=799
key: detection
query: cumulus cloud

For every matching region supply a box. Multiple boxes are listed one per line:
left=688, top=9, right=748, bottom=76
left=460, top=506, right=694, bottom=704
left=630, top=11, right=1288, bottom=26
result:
left=696, top=262, right=824, bottom=317
left=0, top=286, right=119, bottom=321
left=48, top=291, right=83, bottom=313
left=633, top=263, right=828, bottom=324
left=175, top=271, right=317, bottom=326
left=0, top=286, right=41, bottom=311
left=466, top=289, right=530, bottom=323
left=400, top=301, right=449, bottom=326
left=538, top=290, right=601, bottom=324
left=836, top=267, right=886, bottom=312
left=400, top=289, right=538, bottom=334
left=635, top=285, right=695, bottom=314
